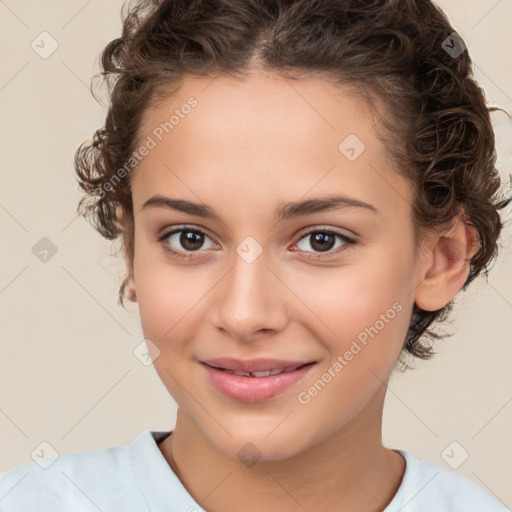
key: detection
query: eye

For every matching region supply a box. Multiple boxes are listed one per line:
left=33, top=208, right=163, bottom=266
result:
left=157, top=226, right=356, bottom=261
left=293, top=228, right=356, bottom=260
left=158, top=226, right=217, bottom=259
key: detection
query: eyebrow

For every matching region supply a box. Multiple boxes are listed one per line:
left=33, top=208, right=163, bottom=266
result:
left=141, top=193, right=378, bottom=220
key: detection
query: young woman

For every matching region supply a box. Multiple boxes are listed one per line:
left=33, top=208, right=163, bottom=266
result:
left=1, top=0, right=510, bottom=510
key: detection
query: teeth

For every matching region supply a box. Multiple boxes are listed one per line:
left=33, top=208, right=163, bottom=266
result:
left=233, top=370, right=252, bottom=377
left=284, top=365, right=302, bottom=373
left=251, top=370, right=274, bottom=377
left=224, top=365, right=306, bottom=377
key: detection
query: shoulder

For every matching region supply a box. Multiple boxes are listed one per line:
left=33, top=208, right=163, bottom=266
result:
left=385, top=449, right=511, bottom=512
left=0, top=431, right=153, bottom=512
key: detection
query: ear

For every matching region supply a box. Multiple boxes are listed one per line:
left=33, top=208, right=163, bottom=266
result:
left=126, top=262, right=137, bottom=303
left=414, top=211, right=480, bottom=312
left=117, top=206, right=137, bottom=303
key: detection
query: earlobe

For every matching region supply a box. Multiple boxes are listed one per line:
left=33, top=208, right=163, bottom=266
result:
left=126, top=271, right=137, bottom=302
left=128, top=283, right=137, bottom=302
left=124, top=256, right=137, bottom=303
left=414, top=216, right=479, bottom=312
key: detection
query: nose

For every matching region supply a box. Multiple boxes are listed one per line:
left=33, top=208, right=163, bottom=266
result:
left=211, top=251, right=289, bottom=341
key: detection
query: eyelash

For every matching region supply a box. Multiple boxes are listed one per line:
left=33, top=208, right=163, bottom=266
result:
left=157, top=226, right=356, bottom=261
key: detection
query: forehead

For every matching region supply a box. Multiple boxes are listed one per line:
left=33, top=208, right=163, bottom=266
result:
left=132, top=72, right=410, bottom=221
left=139, top=71, right=375, bottom=152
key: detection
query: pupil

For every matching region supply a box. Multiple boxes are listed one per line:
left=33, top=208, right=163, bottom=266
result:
left=181, top=230, right=204, bottom=251
left=311, top=232, right=334, bottom=252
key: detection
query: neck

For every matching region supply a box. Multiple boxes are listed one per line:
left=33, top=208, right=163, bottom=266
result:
left=158, top=383, right=405, bottom=512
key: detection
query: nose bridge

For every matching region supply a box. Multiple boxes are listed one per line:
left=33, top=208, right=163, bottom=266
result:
left=213, top=242, right=287, bottom=338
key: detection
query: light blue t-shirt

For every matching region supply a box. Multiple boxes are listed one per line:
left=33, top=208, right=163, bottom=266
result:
left=0, top=430, right=509, bottom=511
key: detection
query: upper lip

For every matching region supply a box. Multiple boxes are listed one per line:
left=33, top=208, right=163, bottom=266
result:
left=200, top=357, right=315, bottom=372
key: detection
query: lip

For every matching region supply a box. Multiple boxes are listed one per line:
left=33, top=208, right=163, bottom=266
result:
left=200, top=360, right=317, bottom=403
left=200, top=357, right=314, bottom=373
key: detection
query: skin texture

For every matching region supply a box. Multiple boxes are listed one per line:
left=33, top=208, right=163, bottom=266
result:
left=123, top=71, right=478, bottom=511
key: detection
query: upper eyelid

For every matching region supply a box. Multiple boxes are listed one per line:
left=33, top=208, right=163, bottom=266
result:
left=160, top=225, right=216, bottom=242
left=296, top=225, right=354, bottom=239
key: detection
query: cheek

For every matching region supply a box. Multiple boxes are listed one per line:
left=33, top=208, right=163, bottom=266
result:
left=133, top=243, right=201, bottom=343
left=133, top=259, right=205, bottom=400
left=290, top=251, right=412, bottom=379
left=293, top=265, right=410, bottom=428
left=293, top=252, right=409, bottom=330
left=136, top=273, right=200, bottom=341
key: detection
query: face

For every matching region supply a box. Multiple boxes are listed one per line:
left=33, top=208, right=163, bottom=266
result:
left=127, top=71, right=425, bottom=460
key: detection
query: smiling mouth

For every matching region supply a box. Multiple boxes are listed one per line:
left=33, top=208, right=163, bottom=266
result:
left=202, top=362, right=315, bottom=378
left=200, top=360, right=317, bottom=403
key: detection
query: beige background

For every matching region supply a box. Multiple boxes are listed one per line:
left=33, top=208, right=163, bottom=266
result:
left=1, top=0, right=511, bottom=507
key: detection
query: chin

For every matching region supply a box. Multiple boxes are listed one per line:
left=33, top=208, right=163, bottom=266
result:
left=223, top=438, right=301, bottom=464
left=206, top=422, right=307, bottom=463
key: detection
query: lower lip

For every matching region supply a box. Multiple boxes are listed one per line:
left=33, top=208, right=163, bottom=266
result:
left=201, top=362, right=316, bottom=403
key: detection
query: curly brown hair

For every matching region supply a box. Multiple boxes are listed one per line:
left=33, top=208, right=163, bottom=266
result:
left=74, top=0, right=511, bottom=371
